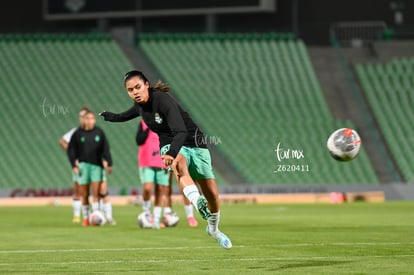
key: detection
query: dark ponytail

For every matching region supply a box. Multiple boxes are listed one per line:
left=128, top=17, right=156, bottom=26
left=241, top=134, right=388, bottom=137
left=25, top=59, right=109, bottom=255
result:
left=124, top=70, right=170, bottom=92
left=153, top=80, right=170, bottom=92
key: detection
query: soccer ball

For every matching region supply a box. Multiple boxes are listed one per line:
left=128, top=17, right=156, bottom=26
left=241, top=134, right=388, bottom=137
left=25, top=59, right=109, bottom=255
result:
left=137, top=212, right=153, bottom=229
left=327, top=128, right=361, bottom=161
left=89, top=210, right=106, bottom=226
left=163, top=212, right=180, bottom=227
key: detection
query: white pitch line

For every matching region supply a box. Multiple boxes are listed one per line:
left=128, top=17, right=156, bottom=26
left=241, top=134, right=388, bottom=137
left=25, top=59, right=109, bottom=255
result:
left=0, top=241, right=411, bottom=255
left=1, top=255, right=414, bottom=267
left=0, top=245, right=225, bottom=254
left=273, top=242, right=414, bottom=247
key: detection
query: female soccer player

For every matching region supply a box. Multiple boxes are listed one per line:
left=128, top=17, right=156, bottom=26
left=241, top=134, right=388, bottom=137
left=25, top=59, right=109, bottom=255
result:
left=100, top=70, right=231, bottom=249
left=136, top=119, right=172, bottom=229
left=68, top=111, right=114, bottom=226
left=59, top=106, right=89, bottom=223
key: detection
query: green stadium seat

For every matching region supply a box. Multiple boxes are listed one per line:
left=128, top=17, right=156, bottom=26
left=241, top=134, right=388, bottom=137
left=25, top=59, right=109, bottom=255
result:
left=356, top=58, right=414, bottom=182
left=0, top=33, right=141, bottom=190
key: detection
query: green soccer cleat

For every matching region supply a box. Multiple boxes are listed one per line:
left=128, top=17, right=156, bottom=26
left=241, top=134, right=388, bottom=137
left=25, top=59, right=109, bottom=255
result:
left=196, top=196, right=211, bottom=220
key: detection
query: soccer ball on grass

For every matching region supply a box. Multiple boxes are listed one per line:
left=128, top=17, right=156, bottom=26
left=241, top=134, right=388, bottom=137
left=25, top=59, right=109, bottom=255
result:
left=137, top=212, right=153, bottom=229
left=89, top=210, right=106, bottom=226
left=163, top=212, right=180, bottom=227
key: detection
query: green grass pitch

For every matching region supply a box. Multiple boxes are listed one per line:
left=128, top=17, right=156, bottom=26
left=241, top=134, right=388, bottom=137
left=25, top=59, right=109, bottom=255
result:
left=1, top=202, right=413, bottom=274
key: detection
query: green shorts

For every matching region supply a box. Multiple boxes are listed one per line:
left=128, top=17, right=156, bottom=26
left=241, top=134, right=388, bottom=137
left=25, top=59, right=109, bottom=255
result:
left=78, top=162, right=106, bottom=185
left=160, top=145, right=215, bottom=181
left=139, top=167, right=169, bottom=186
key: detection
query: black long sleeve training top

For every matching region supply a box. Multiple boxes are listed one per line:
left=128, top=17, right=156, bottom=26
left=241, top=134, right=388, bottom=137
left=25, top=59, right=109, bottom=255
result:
left=67, top=126, right=112, bottom=168
left=135, top=121, right=149, bottom=146
left=101, top=89, right=206, bottom=158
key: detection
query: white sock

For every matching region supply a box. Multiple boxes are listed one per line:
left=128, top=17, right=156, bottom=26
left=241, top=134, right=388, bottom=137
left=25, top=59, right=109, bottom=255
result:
left=153, top=206, right=162, bottom=224
left=183, top=185, right=201, bottom=209
left=99, top=199, right=104, bottom=211
left=164, top=207, right=172, bottom=215
left=184, top=204, right=194, bottom=218
left=92, top=202, right=99, bottom=212
left=207, top=211, right=220, bottom=234
left=104, top=202, right=113, bottom=220
left=82, top=205, right=90, bottom=220
left=72, top=199, right=81, bottom=217
left=143, top=200, right=151, bottom=214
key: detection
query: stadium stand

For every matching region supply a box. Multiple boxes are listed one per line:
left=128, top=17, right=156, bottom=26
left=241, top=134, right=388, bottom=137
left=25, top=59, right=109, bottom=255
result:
left=0, top=34, right=139, bottom=190
left=356, top=58, right=414, bottom=182
left=138, top=33, right=379, bottom=184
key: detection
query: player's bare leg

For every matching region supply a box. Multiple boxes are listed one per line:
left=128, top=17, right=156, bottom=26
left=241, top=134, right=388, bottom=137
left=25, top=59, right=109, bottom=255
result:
left=72, top=181, right=82, bottom=223
left=90, top=181, right=100, bottom=213
left=99, top=181, right=115, bottom=224
left=167, top=173, right=197, bottom=227
left=171, top=154, right=211, bottom=220
left=153, top=184, right=169, bottom=229
left=142, top=182, right=153, bottom=215
left=183, top=195, right=198, bottom=227
left=80, top=184, right=90, bottom=226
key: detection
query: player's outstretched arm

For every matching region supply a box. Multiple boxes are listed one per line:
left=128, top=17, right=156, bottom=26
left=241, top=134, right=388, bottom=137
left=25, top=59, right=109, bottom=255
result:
left=99, top=104, right=141, bottom=122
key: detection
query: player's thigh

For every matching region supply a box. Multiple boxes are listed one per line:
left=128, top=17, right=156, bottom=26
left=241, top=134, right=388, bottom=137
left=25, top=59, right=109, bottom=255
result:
left=154, top=168, right=169, bottom=187
left=173, top=153, right=192, bottom=178
left=90, top=182, right=100, bottom=197
left=161, top=145, right=192, bottom=177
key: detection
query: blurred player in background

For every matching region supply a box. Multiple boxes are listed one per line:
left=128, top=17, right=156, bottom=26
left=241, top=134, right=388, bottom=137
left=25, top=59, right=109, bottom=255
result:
left=59, top=106, right=88, bottom=223
left=68, top=111, right=114, bottom=226
left=136, top=119, right=171, bottom=229
left=136, top=120, right=198, bottom=228
left=100, top=70, right=231, bottom=249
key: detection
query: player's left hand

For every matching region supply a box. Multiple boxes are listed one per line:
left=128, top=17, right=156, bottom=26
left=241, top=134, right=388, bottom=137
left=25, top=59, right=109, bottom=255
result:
left=161, top=155, right=174, bottom=167
left=105, top=166, right=113, bottom=175
left=102, top=160, right=112, bottom=175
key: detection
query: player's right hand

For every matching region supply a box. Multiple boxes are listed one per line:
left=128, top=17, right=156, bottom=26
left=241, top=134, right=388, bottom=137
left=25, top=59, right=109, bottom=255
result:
left=98, top=111, right=111, bottom=121
left=72, top=166, right=79, bottom=175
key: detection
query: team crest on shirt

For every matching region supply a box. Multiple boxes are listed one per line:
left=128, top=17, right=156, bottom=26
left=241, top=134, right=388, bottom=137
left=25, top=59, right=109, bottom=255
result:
left=95, top=135, right=100, bottom=142
left=154, top=113, right=163, bottom=124
left=80, top=136, right=85, bottom=143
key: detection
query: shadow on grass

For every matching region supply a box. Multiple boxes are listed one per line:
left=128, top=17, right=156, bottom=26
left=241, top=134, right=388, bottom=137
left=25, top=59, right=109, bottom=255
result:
left=246, top=260, right=350, bottom=271
left=277, top=260, right=350, bottom=271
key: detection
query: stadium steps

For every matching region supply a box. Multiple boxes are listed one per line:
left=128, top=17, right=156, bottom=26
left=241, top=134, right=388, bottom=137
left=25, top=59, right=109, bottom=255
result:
left=308, top=47, right=401, bottom=183
left=0, top=33, right=140, bottom=190
left=138, top=33, right=378, bottom=184
left=356, top=58, right=414, bottom=182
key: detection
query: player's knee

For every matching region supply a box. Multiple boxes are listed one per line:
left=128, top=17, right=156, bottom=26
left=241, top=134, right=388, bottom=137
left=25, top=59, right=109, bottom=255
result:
left=99, top=192, right=108, bottom=199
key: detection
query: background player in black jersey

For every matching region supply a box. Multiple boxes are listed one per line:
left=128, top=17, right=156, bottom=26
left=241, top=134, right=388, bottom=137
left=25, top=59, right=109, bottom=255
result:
left=68, top=111, right=114, bottom=226
left=100, top=70, right=231, bottom=249
left=59, top=106, right=89, bottom=223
